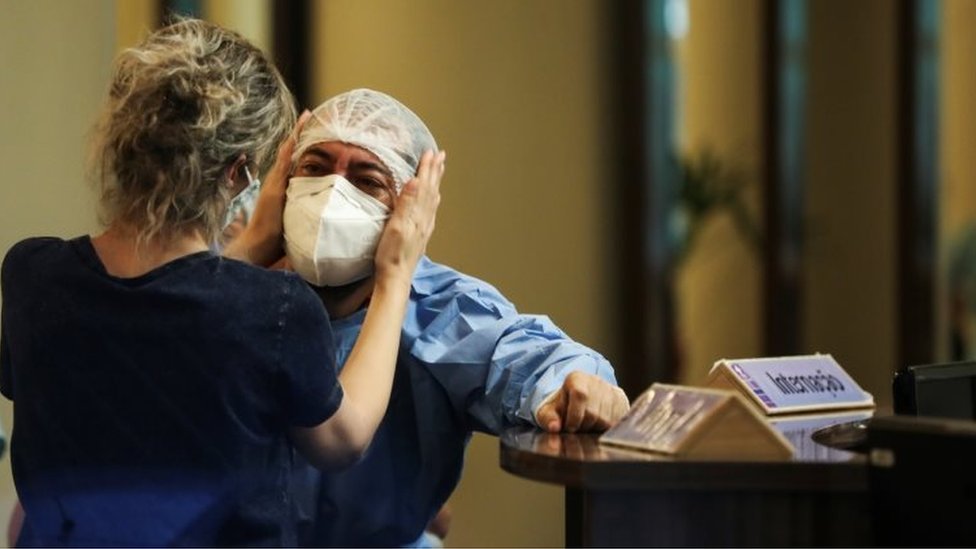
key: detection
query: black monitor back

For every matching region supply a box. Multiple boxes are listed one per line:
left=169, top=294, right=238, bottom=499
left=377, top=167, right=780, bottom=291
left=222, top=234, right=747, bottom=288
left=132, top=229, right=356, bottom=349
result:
left=892, top=361, right=976, bottom=419
left=880, top=363, right=976, bottom=545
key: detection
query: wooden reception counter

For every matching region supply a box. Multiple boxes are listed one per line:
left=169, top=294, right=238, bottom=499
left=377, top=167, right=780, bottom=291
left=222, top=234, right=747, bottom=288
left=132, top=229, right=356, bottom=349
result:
left=499, top=415, right=873, bottom=547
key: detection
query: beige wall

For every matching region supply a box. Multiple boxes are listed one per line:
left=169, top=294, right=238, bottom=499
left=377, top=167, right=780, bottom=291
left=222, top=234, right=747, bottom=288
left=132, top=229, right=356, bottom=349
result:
left=310, top=1, right=616, bottom=546
left=941, top=0, right=976, bottom=240
left=676, top=0, right=902, bottom=407
left=805, top=0, right=897, bottom=409
left=115, top=0, right=156, bottom=51
left=941, top=0, right=976, bottom=360
left=0, top=0, right=117, bottom=544
left=117, top=0, right=272, bottom=57
left=203, top=0, right=271, bottom=53
left=675, top=0, right=764, bottom=386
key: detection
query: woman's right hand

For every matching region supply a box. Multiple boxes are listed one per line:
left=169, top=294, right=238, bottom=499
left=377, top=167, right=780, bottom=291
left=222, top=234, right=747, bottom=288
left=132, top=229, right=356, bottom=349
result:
left=373, top=150, right=446, bottom=283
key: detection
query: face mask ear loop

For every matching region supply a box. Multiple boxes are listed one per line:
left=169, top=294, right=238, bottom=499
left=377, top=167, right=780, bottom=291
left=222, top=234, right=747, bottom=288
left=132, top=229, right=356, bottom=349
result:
left=222, top=163, right=262, bottom=231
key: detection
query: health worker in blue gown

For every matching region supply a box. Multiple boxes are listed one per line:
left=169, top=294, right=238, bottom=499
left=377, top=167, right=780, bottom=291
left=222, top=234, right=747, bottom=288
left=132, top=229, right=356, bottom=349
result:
left=277, top=89, right=631, bottom=547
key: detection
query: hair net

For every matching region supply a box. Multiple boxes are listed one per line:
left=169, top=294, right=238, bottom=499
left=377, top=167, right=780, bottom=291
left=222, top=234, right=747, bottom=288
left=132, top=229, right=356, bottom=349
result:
left=294, top=88, right=438, bottom=193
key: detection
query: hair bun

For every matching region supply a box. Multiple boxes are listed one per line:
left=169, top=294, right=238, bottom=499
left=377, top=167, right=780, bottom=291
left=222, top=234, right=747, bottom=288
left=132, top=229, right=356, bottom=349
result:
left=92, top=17, right=296, bottom=246
left=161, top=86, right=201, bottom=123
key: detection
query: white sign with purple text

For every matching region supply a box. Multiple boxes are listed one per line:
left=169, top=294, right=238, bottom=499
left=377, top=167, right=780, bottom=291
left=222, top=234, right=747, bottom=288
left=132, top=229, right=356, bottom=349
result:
left=708, top=354, right=875, bottom=415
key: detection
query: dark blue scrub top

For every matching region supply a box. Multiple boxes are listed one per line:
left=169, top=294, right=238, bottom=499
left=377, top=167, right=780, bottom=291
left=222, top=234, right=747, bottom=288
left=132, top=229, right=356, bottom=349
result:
left=0, top=236, right=341, bottom=547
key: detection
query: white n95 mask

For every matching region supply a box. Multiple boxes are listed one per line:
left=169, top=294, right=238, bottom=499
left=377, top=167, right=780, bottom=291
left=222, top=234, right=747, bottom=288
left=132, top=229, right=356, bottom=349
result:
left=283, top=174, right=391, bottom=287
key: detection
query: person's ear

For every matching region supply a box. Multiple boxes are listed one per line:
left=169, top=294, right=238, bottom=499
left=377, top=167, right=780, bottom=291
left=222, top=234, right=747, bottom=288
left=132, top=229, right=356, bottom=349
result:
left=225, top=153, right=248, bottom=189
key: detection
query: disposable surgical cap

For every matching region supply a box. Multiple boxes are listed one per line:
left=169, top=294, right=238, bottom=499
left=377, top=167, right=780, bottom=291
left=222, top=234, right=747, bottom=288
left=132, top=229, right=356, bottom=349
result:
left=294, top=88, right=438, bottom=193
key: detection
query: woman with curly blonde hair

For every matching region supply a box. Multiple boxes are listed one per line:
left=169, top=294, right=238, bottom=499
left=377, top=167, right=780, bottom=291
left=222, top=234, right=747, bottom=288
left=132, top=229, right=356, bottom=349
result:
left=0, top=18, right=443, bottom=546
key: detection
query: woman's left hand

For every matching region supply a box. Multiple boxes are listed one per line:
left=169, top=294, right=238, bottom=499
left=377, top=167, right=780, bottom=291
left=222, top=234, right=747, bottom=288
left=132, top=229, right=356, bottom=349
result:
left=223, top=110, right=311, bottom=265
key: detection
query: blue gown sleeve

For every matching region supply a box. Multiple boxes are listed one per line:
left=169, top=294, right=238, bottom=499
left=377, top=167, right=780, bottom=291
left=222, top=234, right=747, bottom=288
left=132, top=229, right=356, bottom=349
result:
left=403, top=260, right=617, bottom=434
